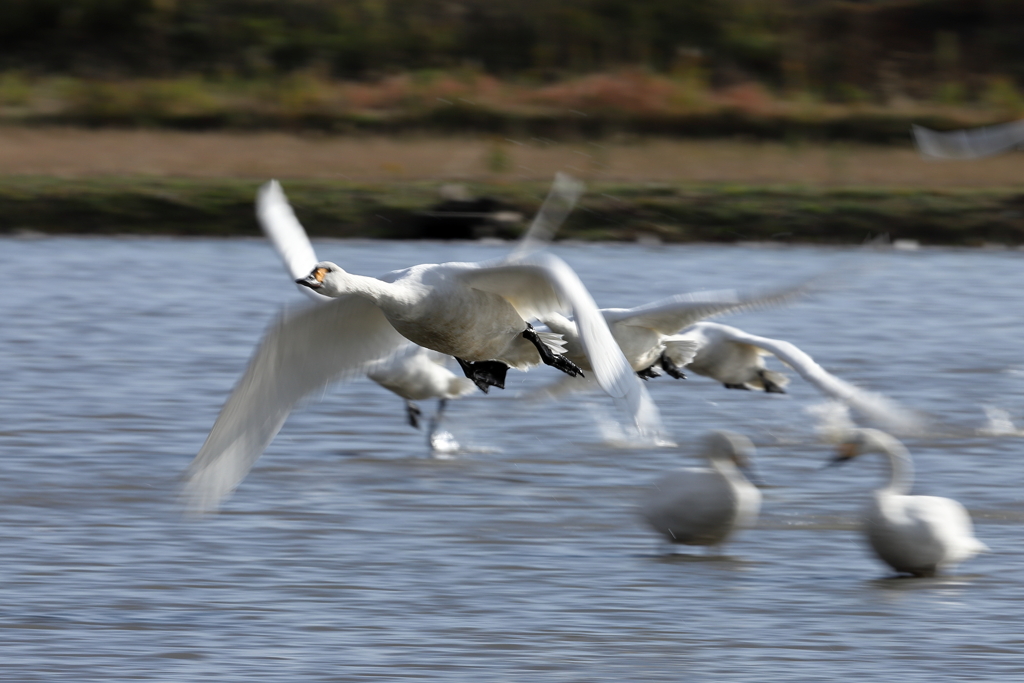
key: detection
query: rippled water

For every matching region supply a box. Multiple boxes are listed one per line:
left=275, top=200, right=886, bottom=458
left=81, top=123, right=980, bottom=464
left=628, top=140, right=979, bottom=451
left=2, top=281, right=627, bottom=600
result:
left=3, top=237, right=1024, bottom=681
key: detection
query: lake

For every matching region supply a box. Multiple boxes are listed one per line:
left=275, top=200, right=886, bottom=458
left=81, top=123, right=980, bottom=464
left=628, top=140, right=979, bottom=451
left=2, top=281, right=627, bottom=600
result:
left=2, top=237, right=1023, bottom=681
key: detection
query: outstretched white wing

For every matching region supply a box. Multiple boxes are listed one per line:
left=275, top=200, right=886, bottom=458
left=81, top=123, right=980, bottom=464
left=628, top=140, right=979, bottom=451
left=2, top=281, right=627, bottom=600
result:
left=603, top=280, right=813, bottom=335
left=711, top=324, right=922, bottom=435
left=458, top=251, right=665, bottom=438
left=185, top=296, right=409, bottom=511
left=257, top=179, right=328, bottom=302
left=512, top=172, right=585, bottom=257
left=912, top=121, right=1024, bottom=160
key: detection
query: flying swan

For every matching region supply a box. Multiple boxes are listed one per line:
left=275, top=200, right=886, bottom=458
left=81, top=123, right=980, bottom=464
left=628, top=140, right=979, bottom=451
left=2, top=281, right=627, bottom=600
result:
left=911, top=120, right=1024, bottom=159
left=257, top=176, right=583, bottom=435
left=186, top=189, right=662, bottom=510
left=669, top=322, right=922, bottom=435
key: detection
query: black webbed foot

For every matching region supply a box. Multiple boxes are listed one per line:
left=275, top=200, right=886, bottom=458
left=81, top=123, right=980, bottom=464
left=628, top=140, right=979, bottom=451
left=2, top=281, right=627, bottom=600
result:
left=456, top=357, right=508, bottom=393
left=405, top=400, right=422, bottom=429
left=522, top=323, right=585, bottom=378
left=637, top=365, right=661, bottom=380
left=759, top=371, right=786, bottom=394
left=659, top=352, right=687, bottom=380
left=723, top=383, right=751, bottom=391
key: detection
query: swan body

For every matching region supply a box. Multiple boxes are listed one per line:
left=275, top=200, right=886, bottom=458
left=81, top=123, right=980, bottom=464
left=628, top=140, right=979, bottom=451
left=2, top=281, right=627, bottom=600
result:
left=672, top=322, right=921, bottom=434
left=912, top=121, right=1024, bottom=159
left=186, top=181, right=662, bottom=510
left=640, top=431, right=761, bottom=548
left=303, top=258, right=575, bottom=371
left=832, top=428, right=988, bottom=577
left=539, top=283, right=811, bottom=378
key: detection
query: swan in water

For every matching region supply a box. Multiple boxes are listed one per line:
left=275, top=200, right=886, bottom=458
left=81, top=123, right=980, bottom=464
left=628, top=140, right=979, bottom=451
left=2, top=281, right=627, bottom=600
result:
left=828, top=428, right=988, bottom=577
left=912, top=120, right=1024, bottom=159
left=257, top=179, right=476, bottom=439
left=186, top=188, right=662, bottom=510
left=667, top=322, right=921, bottom=435
left=640, top=431, right=762, bottom=550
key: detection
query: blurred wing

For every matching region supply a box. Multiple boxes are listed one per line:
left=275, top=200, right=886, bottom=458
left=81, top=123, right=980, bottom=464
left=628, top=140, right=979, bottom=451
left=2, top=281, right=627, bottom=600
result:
left=257, top=180, right=327, bottom=302
left=511, top=172, right=585, bottom=257
left=185, top=296, right=408, bottom=511
left=604, top=281, right=812, bottom=335
left=716, top=326, right=922, bottom=435
left=459, top=252, right=665, bottom=438
left=912, top=121, right=1024, bottom=160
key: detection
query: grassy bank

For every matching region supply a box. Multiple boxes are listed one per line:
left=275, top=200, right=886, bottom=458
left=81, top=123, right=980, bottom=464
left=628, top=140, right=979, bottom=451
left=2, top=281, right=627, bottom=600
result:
left=2, top=72, right=1022, bottom=143
left=3, top=176, right=1024, bottom=246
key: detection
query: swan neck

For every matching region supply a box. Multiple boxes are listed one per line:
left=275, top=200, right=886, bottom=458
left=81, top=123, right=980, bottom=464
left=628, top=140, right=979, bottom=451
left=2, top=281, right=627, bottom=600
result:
left=339, top=273, right=400, bottom=306
left=875, top=437, right=913, bottom=494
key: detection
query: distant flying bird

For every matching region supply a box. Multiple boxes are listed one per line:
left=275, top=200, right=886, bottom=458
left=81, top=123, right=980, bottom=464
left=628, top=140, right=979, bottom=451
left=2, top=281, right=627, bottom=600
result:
left=912, top=120, right=1024, bottom=159
left=827, top=428, right=988, bottom=577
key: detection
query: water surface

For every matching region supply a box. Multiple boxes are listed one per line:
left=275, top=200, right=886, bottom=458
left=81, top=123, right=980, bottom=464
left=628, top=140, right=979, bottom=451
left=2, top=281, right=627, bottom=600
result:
left=2, top=238, right=1023, bottom=681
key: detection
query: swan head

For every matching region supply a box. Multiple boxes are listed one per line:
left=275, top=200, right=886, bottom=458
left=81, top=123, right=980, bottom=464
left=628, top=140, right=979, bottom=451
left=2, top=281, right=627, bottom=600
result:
left=297, top=261, right=347, bottom=295
left=704, top=430, right=756, bottom=467
left=829, top=427, right=901, bottom=465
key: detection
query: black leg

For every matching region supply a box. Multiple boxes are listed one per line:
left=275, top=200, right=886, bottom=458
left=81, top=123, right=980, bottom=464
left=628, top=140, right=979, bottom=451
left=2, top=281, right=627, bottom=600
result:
left=637, top=365, right=660, bottom=380
left=522, top=323, right=584, bottom=378
left=427, top=399, right=448, bottom=450
left=759, top=370, right=786, bottom=394
left=659, top=352, right=687, bottom=380
left=405, top=400, right=422, bottom=429
left=723, top=383, right=750, bottom=391
left=456, top=357, right=508, bottom=393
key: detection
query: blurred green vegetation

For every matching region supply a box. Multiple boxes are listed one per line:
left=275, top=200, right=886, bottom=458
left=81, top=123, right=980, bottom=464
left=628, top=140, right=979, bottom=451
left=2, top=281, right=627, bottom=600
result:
left=1, top=1, right=1024, bottom=137
left=4, top=176, right=1024, bottom=246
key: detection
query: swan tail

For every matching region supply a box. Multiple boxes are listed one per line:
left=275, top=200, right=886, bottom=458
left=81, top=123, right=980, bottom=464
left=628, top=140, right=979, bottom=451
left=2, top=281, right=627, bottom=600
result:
left=757, top=369, right=791, bottom=390
left=661, top=338, right=700, bottom=367
left=447, top=376, right=479, bottom=398
left=534, top=330, right=567, bottom=354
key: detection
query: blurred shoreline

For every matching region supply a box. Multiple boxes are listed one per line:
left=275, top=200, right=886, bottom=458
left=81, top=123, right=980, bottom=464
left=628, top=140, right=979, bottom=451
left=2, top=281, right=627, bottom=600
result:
left=1, top=71, right=1021, bottom=144
left=1, top=132, right=1023, bottom=245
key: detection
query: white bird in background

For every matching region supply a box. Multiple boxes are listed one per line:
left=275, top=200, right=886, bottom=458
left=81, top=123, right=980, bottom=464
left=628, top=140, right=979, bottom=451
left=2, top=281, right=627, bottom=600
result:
left=828, top=428, right=988, bottom=577
left=640, top=430, right=762, bottom=551
left=539, top=280, right=812, bottom=381
left=912, top=120, right=1024, bottom=159
left=186, top=183, right=660, bottom=510
left=257, top=179, right=475, bottom=441
left=672, top=322, right=922, bottom=435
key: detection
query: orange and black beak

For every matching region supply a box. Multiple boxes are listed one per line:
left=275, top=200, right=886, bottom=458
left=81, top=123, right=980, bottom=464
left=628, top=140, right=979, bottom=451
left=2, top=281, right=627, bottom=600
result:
left=825, top=441, right=859, bottom=468
left=297, top=266, right=327, bottom=290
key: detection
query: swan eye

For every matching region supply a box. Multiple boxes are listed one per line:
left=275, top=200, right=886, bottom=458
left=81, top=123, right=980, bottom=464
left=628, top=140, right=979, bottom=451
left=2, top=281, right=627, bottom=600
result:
left=312, top=267, right=328, bottom=283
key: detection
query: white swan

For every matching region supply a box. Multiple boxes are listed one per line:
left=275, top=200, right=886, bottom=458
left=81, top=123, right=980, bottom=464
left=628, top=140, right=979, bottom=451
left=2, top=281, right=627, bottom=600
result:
left=640, top=431, right=762, bottom=550
left=670, top=322, right=921, bottom=435
left=829, top=428, right=988, bottom=577
left=911, top=120, right=1024, bottom=159
left=257, top=179, right=476, bottom=438
left=538, top=281, right=810, bottom=380
left=186, top=196, right=662, bottom=510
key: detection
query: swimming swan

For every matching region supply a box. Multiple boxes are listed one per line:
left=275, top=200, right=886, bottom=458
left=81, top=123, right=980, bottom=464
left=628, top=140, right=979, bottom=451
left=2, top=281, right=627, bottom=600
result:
left=640, top=430, right=762, bottom=550
left=829, top=428, right=988, bottom=577
left=186, top=202, right=662, bottom=511
left=912, top=120, right=1024, bottom=159
left=257, top=179, right=476, bottom=436
left=670, top=322, right=921, bottom=435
